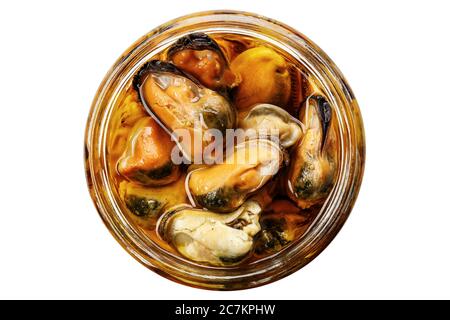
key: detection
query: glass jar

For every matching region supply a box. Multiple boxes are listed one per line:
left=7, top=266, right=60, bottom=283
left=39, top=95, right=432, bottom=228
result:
left=85, top=10, right=365, bottom=290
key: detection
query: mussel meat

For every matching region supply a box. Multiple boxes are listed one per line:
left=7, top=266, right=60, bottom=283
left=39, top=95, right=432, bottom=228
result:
left=167, top=32, right=236, bottom=91
left=230, top=47, right=292, bottom=110
left=187, top=139, right=284, bottom=213
left=119, top=176, right=188, bottom=230
left=255, top=200, right=311, bottom=254
left=287, top=95, right=338, bottom=209
left=133, top=60, right=236, bottom=162
left=109, top=91, right=147, bottom=162
left=238, top=103, right=303, bottom=148
left=157, top=200, right=262, bottom=266
left=214, top=34, right=254, bottom=62
left=117, top=117, right=180, bottom=186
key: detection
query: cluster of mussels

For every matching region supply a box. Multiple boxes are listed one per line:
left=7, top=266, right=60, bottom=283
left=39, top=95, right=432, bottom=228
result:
left=113, top=33, right=338, bottom=266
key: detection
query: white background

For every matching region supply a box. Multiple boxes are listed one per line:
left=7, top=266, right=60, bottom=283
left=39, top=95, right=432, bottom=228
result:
left=0, top=0, right=449, bottom=300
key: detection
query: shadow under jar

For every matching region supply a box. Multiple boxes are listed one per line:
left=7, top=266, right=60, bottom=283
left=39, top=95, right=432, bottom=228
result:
left=85, top=10, right=365, bottom=290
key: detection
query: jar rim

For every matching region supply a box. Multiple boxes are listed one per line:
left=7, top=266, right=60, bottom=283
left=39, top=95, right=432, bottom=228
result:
left=85, top=10, right=365, bottom=290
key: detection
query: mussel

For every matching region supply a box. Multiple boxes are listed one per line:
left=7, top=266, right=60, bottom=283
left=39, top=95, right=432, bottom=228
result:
left=167, top=32, right=236, bottom=91
left=286, top=95, right=338, bottom=209
left=133, top=60, right=236, bottom=162
left=117, top=117, right=180, bottom=186
left=230, top=47, right=293, bottom=111
left=214, top=34, right=254, bottom=62
left=187, top=139, right=284, bottom=213
left=157, top=200, right=262, bottom=266
left=238, top=103, right=303, bottom=149
left=119, top=176, right=188, bottom=230
left=109, top=91, right=147, bottom=162
left=255, top=200, right=311, bottom=254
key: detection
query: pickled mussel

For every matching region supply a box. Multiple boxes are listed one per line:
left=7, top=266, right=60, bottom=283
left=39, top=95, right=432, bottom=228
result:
left=214, top=34, right=255, bottom=62
left=157, top=200, right=262, bottom=266
left=238, top=103, right=303, bottom=148
left=167, top=32, right=236, bottom=91
left=109, top=91, right=147, bottom=162
left=287, top=95, right=338, bottom=209
left=230, top=47, right=293, bottom=111
left=255, top=200, right=311, bottom=254
left=118, top=117, right=180, bottom=186
left=133, top=60, right=236, bottom=161
left=119, top=176, right=187, bottom=229
left=187, top=139, right=284, bottom=213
